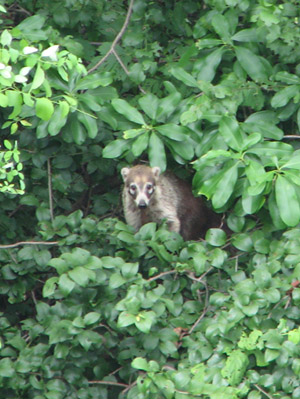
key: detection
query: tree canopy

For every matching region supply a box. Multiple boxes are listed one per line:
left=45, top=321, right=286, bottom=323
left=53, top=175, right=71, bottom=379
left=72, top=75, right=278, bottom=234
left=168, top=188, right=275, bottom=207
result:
left=0, top=0, right=300, bottom=398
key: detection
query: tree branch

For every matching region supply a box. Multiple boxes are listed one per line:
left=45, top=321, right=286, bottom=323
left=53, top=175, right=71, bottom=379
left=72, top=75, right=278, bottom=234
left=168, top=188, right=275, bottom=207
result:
left=48, top=158, right=54, bottom=222
left=88, top=0, right=135, bottom=74
left=0, top=241, right=58, bottom=249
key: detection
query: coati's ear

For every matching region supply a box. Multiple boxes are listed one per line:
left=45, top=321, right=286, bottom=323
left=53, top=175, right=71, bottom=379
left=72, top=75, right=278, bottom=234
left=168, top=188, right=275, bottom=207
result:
left=121, top=167, right=130, bottom=181
left=152, top=166, right=161, bottom=178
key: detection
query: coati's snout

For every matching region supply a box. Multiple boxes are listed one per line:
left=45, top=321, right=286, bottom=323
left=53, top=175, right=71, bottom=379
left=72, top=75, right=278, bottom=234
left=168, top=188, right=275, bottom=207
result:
left=121, top=166, right=159, bottom=209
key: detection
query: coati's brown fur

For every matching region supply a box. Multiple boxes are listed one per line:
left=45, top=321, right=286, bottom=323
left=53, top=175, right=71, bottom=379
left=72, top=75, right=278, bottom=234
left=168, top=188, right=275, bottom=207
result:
left=121, top=165, right=220, bottom=240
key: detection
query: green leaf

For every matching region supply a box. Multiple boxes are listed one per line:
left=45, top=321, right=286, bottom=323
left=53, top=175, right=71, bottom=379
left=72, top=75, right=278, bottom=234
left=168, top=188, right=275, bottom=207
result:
left=76, top=72, right=113, bottom=89
left=111, top=99, right=145, bottom=125
left=275, top=71, right=300, bottom=85
left=36, top=98, right=54, bottom=121
left=148, top=132, right=166, bottom=172
left=221, top=349, right=249, bottom=386
left=43, top=277, right=58, bottom=297
left=58, top=274, right=75, bottom=296
left=102, top=139, right=128, bottom=158
left=31, top=64, right=45, bottom=91
left=197, top=47, right=224, bottom=82
left=212, top=13, right=231, bottom=41
left=235, top=46, right=268, bottom=82
left=0, top=358, right=15, bottom=377
left=156, top=91, right=182, bottom=122
left=77, top=112, right=98, bottom=139
left=232, top=28, right=258, bottom=42
left=271, top=85, right=299, bottom=108
left=84, top=312, right=101, bottom=325
left=138, top=94, right=159, bottom=120
left=219, top=116, right=244, bottom=151
left=205, top=228, right=227, bottom=246
left=132, top=132, right=149, bottom=157
left=275, top=175, right=300, bottom=227
left=171, top=67, right=199, bottom=87
left=68, top=266, right=94, bottom=287
left=109, top=272, right=126, bottom=289
left=156, top=124, right=188, bottom=141
left=212, top=162, right=239, bottom=208
left=117, top=311, right=136, bottom=328
left=132, top=357, right=149, bottom=371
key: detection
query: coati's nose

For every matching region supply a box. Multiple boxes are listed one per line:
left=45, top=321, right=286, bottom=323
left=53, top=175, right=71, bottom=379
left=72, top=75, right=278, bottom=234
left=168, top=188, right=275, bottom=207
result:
left=138, top=200, right=147, bottom=208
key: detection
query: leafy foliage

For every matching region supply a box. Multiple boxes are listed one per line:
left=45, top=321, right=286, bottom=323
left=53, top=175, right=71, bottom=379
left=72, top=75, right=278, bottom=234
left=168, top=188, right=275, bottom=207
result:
left=0, top=0, right=300, bottom=398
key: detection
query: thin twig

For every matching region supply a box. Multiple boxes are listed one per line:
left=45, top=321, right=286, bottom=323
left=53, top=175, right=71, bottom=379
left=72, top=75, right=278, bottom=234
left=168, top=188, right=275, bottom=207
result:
left=147, top=270, right=177, bottom=283
left=89, top=380, right=128, bottom=388
left=47, top=158, right=54, bottom=223
left=88, top=0, right=135, bottom=74
left=254, top=384, right=274, bottom=399
left=0, top=241, right=58, bottom=249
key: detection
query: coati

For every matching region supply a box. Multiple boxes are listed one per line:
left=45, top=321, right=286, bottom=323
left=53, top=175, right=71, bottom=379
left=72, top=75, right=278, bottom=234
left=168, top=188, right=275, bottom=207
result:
left=121, top=164, right=220, bottom=240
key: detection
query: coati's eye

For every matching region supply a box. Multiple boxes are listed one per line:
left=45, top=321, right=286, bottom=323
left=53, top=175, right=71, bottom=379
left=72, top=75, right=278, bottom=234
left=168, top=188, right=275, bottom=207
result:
left=129, top=183, right=137, bottom=196
left=146, top=183, right=154, bottom=194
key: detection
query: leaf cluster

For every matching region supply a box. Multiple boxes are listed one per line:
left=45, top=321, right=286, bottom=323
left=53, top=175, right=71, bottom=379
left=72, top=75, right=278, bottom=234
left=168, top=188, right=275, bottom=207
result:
left=0, top=0, right=300, bottom=398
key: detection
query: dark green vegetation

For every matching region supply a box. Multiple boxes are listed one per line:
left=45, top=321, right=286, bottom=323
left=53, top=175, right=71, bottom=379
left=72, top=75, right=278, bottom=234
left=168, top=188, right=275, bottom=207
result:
left=0, top=0, right=300, bottom=398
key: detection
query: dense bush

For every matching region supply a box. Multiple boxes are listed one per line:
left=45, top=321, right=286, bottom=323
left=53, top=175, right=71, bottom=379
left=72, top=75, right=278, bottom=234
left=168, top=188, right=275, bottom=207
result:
left=0, top=0, right=300, bottom=398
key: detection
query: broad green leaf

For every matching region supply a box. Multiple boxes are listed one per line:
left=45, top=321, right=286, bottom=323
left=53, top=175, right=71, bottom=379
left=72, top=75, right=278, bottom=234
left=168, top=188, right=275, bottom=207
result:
left=268, top=190, right=286, bottom=229
left=242, top=192, right=265, bottom=214
left=111, top=99, right=145, bottom=125
left=275, top=175, right=300, bottom=226
left=167, top=139, right=194, bottom=160
left=1, top=29, right=12, bottom=46
left=0, top=92, right=8, bottom=107
left=132, top=132, right=149, bottom=157
left=156, top=124, right=188, bottom=141
left=235, top=46, right=268, bottom=82
left=221, top=349, right=249, bottom=386
left=148, top=132, right=166, bottom=171
left=36, top=98, right=54, bottom=121
left=102, top=139, right=128, bottom=158
left=232, top=28, right=258, bottom=42
left=117, top=311, right=136, bottom=328
left=219, top=116, right=244, bottom=151
left=212, top=14, right=231, bottom=41
left=275, top=71, right=300, bottom=85
left=170, top=67, right=199, bottom=88
left=48, top=107, right=67, bottom=136
left=77, top=111, right=98, bottom=139
left=42, top=277, right=58, bottom=298
left=156, top=91, right=182, bottom=122
left=205, top=228, right=227, bottom=246
left=84, top=312, right=101, bottom=325
left=132, top=357, right=149, bottom=371
left=197, top=47, right=224, bottom=82
left=282, top=152, right=300, bottom=170
left=0, top=358, right=15, bottom=378
left=271, top=85, right=299, bottom=108
left=109, top=272, right=126, bottom=289
left=138, top=94, right=159, bottom=120
left=123, top=128, right=146, bottom=139
left=212, top=162, right=239, bottom=208
left=243, top=120, right=283, bottom=140
left=68, top=266, right=94, bottom=287
left=31, top=64, right=45, bottom=90
left=58, top=274, right=75, bottom=296
left=76, top=72, right=113, bottom=90
left=247, top=141, right=293, bottom=160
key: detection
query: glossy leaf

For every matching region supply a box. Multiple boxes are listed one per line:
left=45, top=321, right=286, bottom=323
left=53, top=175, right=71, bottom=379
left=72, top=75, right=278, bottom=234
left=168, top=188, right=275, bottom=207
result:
left=148, top=132, right=166, bottom=171
left=235, top=46, right=269, bottom=82
left=275, top=175, right=300, bottom=226
left=112, top=99, right=145, bottom=125
left=219, top=116, right=244, bottom=151
left=138, top=94, right=159, bottom=120
left=171, top=67, right=199, bottom=88
left=102, top=139, right=128, bottom=158
left=35, top=98, right=54, bottom=121
left=212, top=162, right=239, bottom=208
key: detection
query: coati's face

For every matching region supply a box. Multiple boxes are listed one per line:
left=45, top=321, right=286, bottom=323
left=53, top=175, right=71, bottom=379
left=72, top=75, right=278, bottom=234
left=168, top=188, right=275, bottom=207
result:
left=121, top=166, right=161, bottom=209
